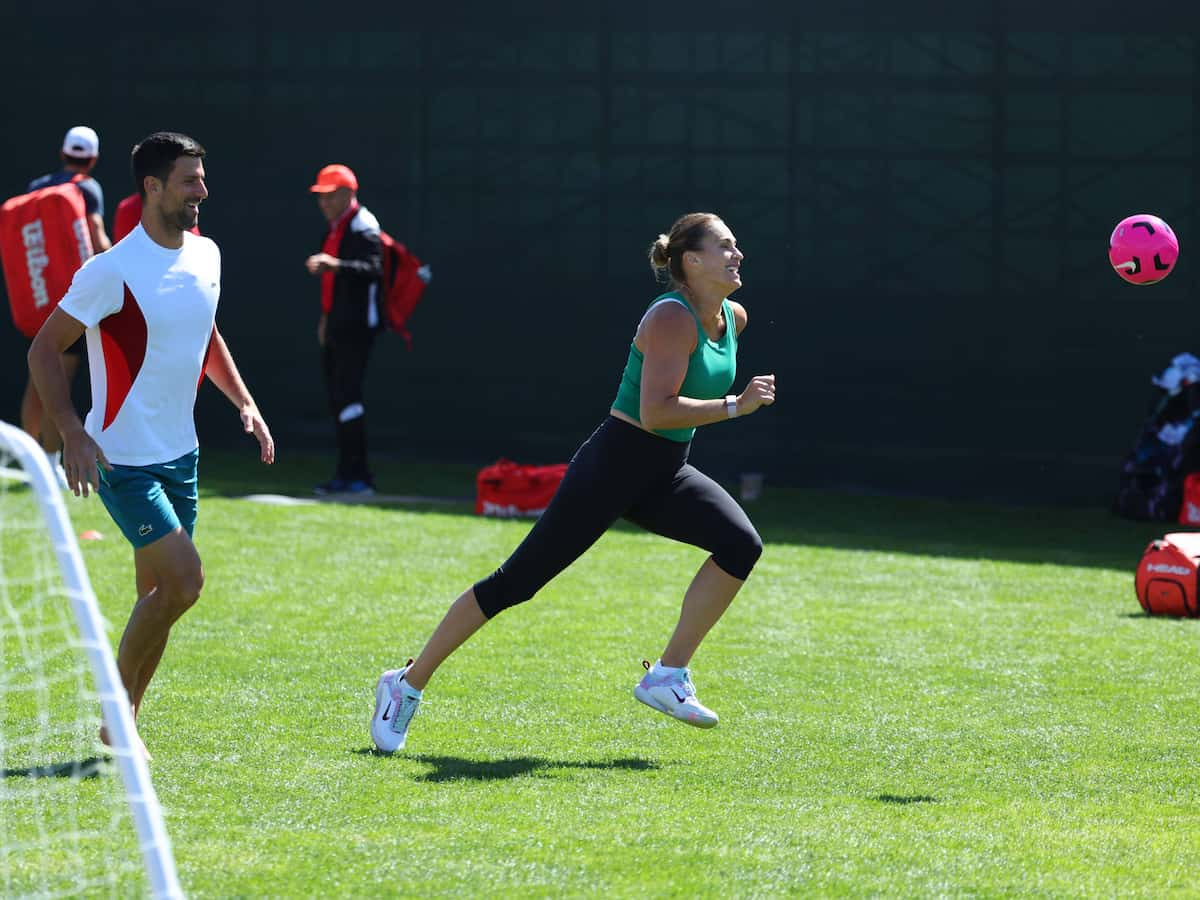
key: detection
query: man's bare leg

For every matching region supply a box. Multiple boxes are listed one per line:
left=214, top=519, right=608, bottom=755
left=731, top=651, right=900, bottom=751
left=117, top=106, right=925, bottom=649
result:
left=101, top=529, right=203, bottom=760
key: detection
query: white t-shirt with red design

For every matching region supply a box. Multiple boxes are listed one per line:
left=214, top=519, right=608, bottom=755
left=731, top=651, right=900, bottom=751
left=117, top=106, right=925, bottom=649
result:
left=57, top=224, right=220, bottom=466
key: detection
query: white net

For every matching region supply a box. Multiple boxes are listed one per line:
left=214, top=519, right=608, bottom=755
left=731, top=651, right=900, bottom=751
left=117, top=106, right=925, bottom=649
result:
left=0, top=422, right=181, bottom=899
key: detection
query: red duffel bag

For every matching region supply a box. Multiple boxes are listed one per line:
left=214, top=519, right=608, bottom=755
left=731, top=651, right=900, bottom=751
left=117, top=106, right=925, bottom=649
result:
left=1135, top=531, right=1200, bottom=616
left=476, top=459, right=567, bottom=518
left=0, top=177, right=92, bottom=338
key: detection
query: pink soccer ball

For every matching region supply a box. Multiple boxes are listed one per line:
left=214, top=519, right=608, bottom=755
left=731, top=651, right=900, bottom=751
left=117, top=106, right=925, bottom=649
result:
left=1109, top=214, right=1179, bottom=285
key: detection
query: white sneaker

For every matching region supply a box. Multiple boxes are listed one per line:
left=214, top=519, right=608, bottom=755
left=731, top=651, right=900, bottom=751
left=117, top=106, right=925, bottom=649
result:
left=633, top=659, right=718, bottom=729
left=370, top=660, right=421, bottom=753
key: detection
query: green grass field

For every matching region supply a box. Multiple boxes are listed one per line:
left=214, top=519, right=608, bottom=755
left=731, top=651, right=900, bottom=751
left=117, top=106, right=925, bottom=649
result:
left=4, top=448, right=1200, bottom=897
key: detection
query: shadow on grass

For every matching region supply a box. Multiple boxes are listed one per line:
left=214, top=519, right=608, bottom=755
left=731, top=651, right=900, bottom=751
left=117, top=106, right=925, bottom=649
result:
left=353, top=750, right=658, bottom=781
left=0, top=756, right=110, bottom=780
left=1120, top=611, right=1200, bottom=622
left=198, top=449, right=477, bottom=505
left=196, top=448, right=1178, bottom=571
left=874, top=793, right=937, bottom=805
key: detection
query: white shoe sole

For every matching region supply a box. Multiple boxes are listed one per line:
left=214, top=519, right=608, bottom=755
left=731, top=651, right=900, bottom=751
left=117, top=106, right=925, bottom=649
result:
left=370, top=671, right=404, bottom=754
left=634, top=685, right=718, bottom=729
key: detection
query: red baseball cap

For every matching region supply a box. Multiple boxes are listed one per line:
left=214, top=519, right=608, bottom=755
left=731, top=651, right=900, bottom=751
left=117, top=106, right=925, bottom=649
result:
left=309, top=164, right=358, bottom=193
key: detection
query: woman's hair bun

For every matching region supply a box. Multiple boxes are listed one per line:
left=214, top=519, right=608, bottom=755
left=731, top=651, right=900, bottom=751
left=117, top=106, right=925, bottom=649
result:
left=649, top=234, right=671, bottom=269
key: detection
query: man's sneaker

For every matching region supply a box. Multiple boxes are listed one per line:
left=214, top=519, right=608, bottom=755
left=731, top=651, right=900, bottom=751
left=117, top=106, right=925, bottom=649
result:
left=313, top=477, right=347, bottom=496
left=315, top=478, right=375, bottom=497
left=633, top=659, right=718, bottom=729
left=370, top=660, right=421, bottom=753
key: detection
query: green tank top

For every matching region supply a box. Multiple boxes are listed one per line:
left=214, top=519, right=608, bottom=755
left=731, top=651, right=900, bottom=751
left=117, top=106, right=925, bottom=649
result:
left=611, top=291, right=738, bottom=443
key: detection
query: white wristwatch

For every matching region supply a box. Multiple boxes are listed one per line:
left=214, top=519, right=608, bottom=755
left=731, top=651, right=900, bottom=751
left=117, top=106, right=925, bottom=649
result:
left=725, top=395, right=738, bottom=419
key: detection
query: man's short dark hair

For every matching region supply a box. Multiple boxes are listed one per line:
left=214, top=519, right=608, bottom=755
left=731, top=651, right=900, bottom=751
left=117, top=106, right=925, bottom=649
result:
left=131, top=132, right=205, bottom=200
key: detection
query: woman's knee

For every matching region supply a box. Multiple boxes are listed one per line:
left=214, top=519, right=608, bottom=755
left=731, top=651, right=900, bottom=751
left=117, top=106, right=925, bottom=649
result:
left=473, top=569, right=529, bottom=619
left=715, top=523, right=763, bottom=580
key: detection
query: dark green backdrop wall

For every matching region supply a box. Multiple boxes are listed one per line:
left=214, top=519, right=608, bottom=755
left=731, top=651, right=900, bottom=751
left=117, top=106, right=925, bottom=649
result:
left=2, top=2, right=1197, bottom=504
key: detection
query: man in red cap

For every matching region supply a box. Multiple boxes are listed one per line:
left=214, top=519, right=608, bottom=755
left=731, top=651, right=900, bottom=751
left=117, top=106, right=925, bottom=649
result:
left=305, top=164, right=383, bottom=495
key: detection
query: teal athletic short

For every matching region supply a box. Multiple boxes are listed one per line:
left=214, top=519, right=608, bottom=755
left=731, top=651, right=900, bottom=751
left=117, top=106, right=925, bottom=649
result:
left=98, top=449, right=200, bottom=548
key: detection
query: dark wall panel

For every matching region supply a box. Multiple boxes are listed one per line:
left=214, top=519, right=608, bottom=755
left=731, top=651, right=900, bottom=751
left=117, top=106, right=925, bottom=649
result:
left=1, top=2, right=1197, bottom=504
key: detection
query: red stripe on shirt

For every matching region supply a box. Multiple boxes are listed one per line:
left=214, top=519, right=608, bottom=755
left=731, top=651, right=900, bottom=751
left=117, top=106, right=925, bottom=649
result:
left=99, top=283, right=148, bottom=430
left=197, top=326, right=214, bottom=388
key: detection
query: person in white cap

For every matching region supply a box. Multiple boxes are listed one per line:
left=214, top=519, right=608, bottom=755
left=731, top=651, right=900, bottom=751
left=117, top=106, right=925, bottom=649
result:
left=19, top=126, right=113, bottom=482
left=28, top=125, right=112, bottom=254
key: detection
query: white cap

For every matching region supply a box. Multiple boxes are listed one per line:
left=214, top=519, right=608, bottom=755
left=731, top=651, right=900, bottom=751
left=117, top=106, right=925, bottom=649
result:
left=62, top=125, right=99, bottom=159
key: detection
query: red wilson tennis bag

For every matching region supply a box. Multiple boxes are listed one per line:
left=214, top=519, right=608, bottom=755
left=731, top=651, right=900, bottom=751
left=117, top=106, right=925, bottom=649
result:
left=476, top=459, right=567, bottom=518
left=0, top=176, right=92, bottom=338
left=1135, top=532, right=1200, bottom=616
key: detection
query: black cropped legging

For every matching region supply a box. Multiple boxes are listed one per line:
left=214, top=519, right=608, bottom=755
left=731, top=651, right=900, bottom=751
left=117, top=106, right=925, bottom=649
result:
left=473, top=416, right=763, bottom=618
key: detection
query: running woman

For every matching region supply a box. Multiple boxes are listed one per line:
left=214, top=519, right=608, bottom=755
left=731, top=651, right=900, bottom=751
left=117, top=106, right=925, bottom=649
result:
left=371, top=212, right=775, bottom=752
left=28, top=132, right=275, bottom=758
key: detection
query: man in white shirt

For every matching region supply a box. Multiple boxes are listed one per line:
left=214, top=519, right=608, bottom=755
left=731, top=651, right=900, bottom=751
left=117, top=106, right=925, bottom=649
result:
left=28, top=131, right=275, bottom=758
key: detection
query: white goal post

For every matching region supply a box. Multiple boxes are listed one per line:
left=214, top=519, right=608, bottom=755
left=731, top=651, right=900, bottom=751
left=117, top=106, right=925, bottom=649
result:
left=0, top=421, right=182, bottom=899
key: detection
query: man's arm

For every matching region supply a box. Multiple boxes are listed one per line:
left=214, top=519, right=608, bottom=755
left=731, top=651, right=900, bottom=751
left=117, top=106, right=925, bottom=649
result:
left=204, top=327, right=275, bottom=464
left=27, top=308, right=110, bottom=496
left=305, top=229, right=382, bottom=279
left=78, top=179, right=111, bottom=252
left=87, top=212, right=112, bottom=253
left=335, top=228, right=383, bottom=278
